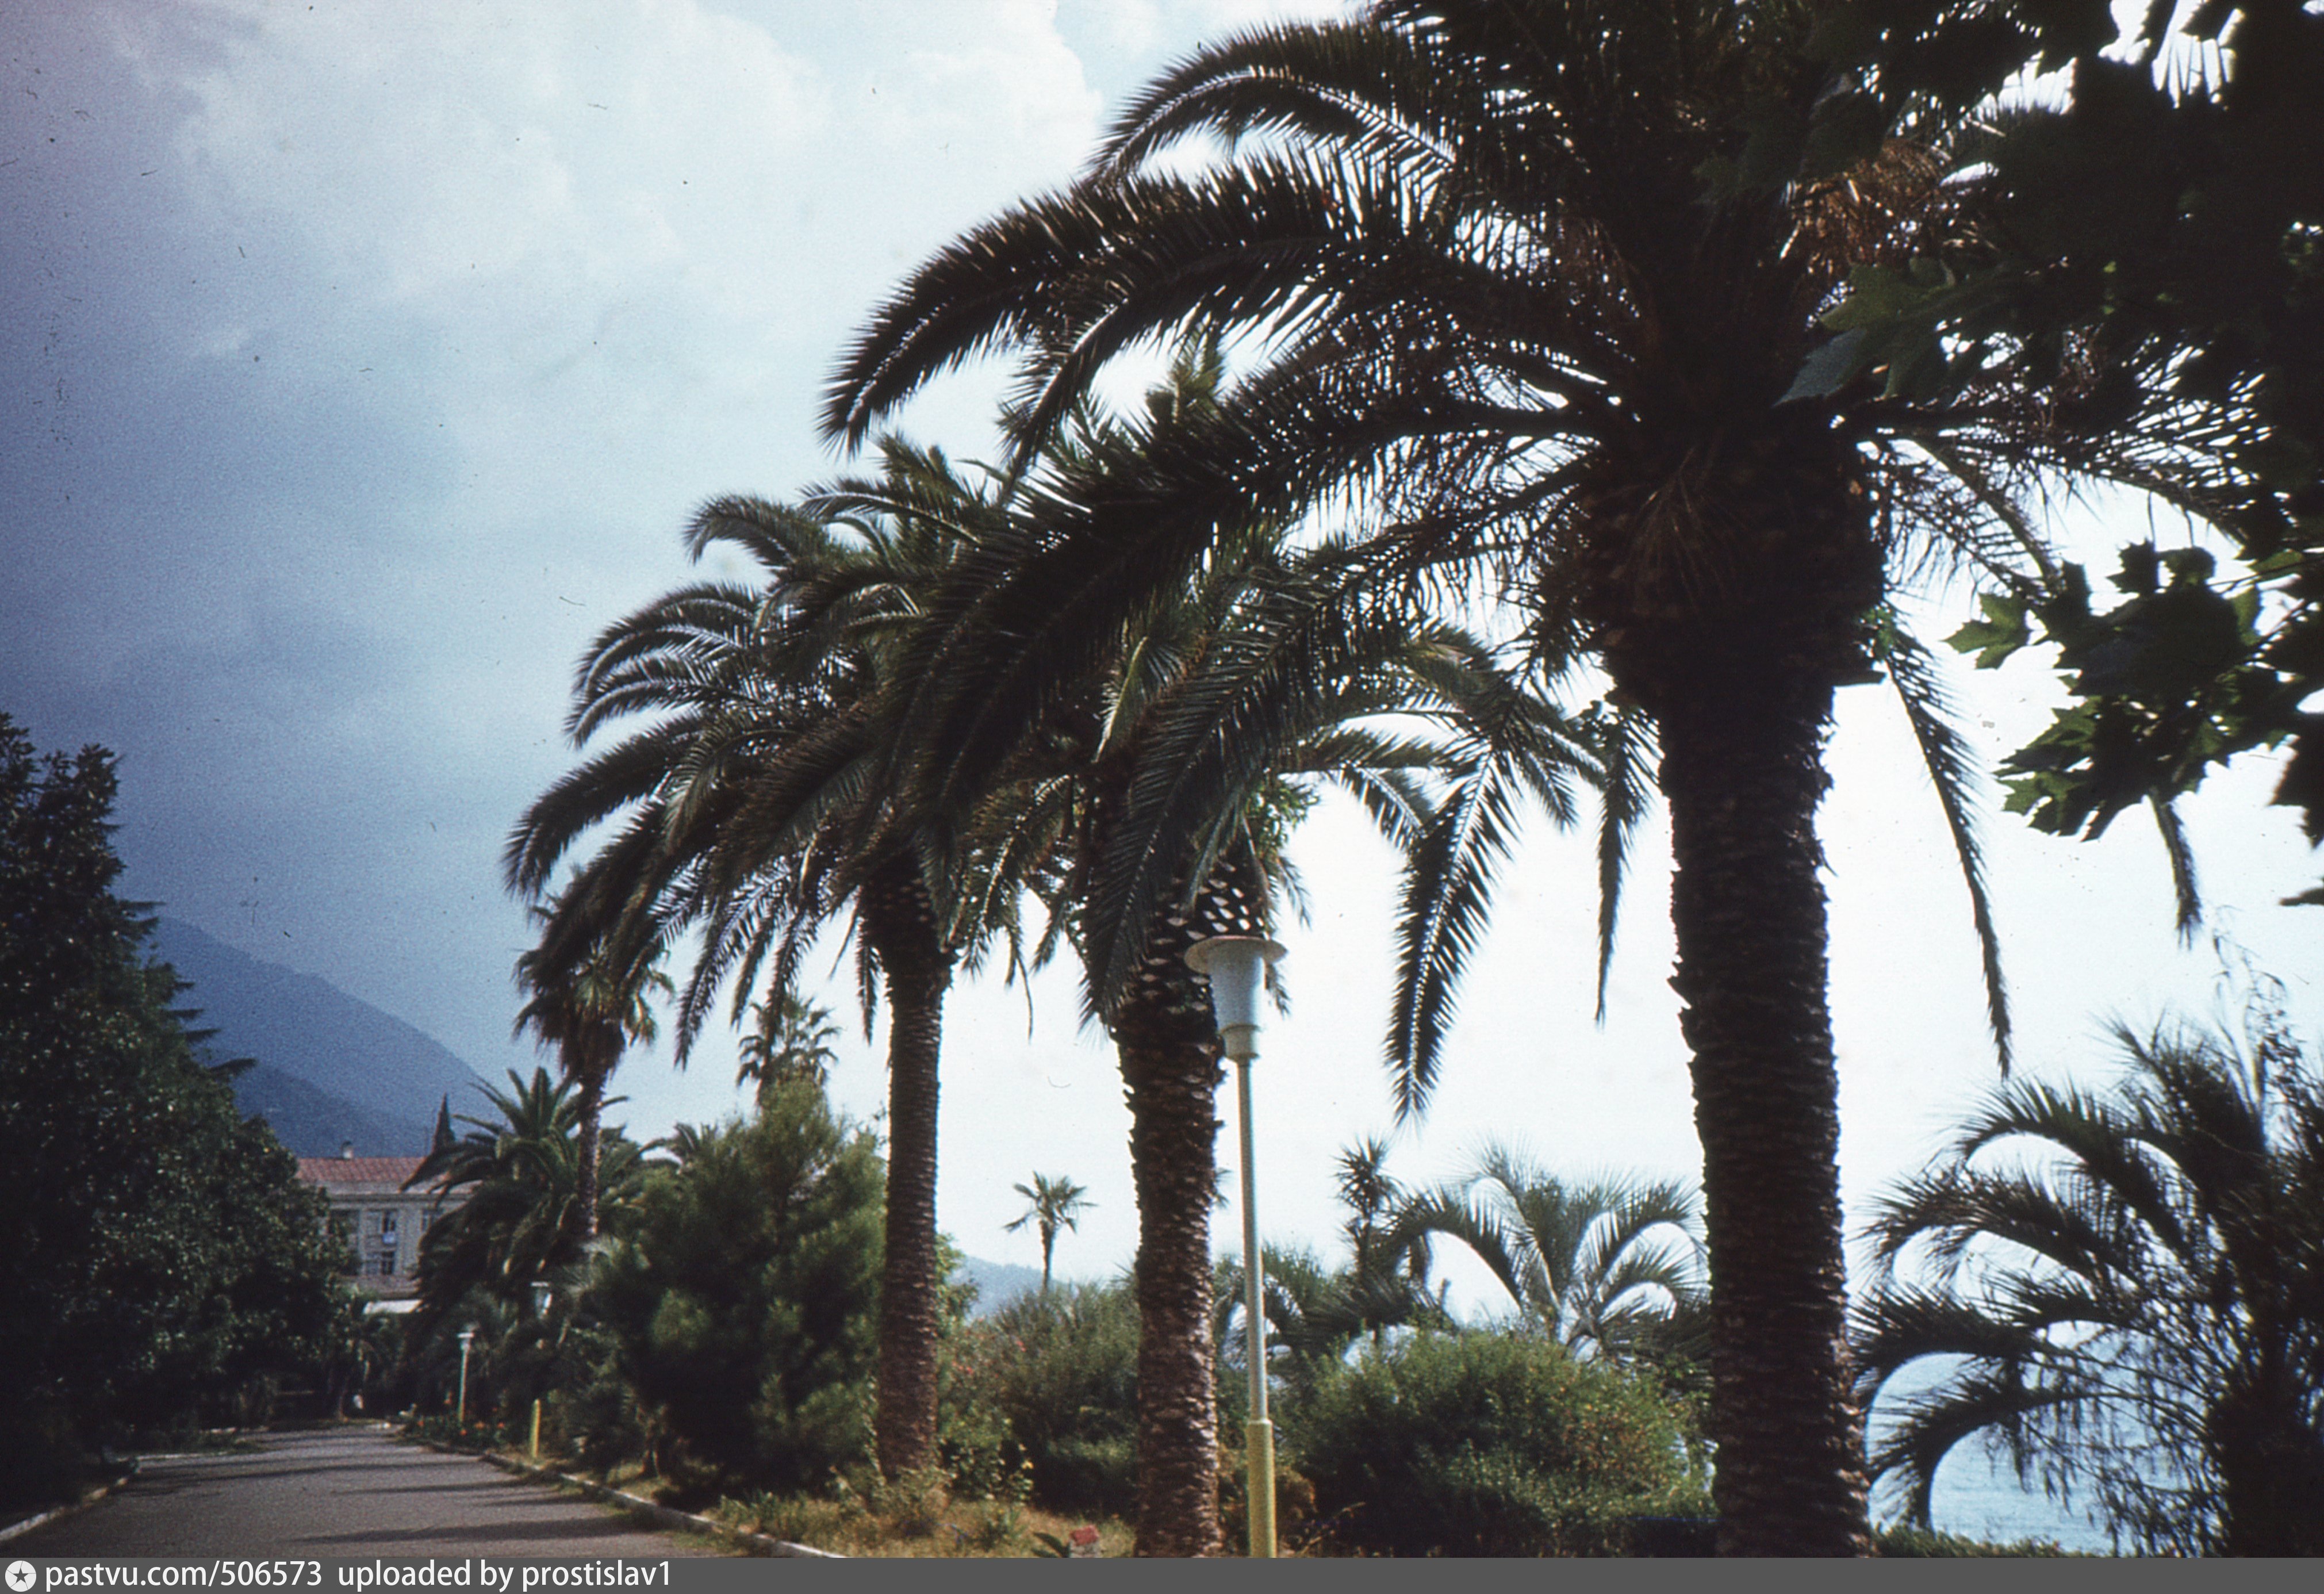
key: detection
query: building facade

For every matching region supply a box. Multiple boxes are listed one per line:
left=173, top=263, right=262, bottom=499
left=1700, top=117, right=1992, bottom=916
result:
left=295, top=1144, right=466, bottom=1312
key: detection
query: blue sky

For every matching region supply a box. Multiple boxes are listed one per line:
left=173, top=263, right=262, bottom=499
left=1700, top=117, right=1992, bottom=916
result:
left=5, top=1, right=2317, bottom=1325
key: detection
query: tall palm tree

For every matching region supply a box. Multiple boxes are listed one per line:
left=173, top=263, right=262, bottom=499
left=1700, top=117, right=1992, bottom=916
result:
left=1391, top=1143, right=1704, bottom=1360
left=864, top=357, right=1604, bottom=1554
left=504, top=454, right=1016, bottom=1480
left=1006, top=1171, right=1093, bottom=1294
left=813, top=0, right=2216, bottom=1552
left=1853, top=1007, right=2324, bottom=1556
left=512, top=894, right=670, bottom=1248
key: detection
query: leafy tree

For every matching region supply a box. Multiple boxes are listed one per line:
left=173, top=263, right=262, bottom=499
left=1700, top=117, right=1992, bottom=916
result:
left=0, top=715, right=346, bottom=1500
left=1853, top=998, right=2324, bottom=1555
left=585, top=1079, right=887, bottom=1495
left=1815, top=1, right=2324, bottom=911
left=1390, top=1144, right=1705, bottom=1361
left=1005, top=1172, right=1094, bottom=1295
left=810, top=0, right=2229, bottom=1549
left=1290, top=1329, right=1711, bottom=1557
left=942, top=1278, right=1144, bottom=1518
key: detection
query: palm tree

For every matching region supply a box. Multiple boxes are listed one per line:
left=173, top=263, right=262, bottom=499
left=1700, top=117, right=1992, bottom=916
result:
left=512, top=894, right=670, bottom=1248
left=1334, top=1137, right=1435, bottom=1347
left=812, top=0, right=2219, bottom=1551
left=1006, top=1172, right=1094, bottom=1294
left=874, top=354, right=1604, bottom=1554
left=504, top=453, right=1018, bottom=1481
left=737, top=990, right=842, bottom=1103
left=1391, top=1143, right=1704, bottom=1360
left=404, top=1068, right=648, bottom=1324
left=1853, top=1006, right=2324, bottom=1557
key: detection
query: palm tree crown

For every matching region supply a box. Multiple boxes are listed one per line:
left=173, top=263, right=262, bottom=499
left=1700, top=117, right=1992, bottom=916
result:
left=1391, top=1142, right=1704, bottom=1359
left=1853, top=1004, right=2324, bottom=1556
left=1006, top=1171, right=1095, bottom=1294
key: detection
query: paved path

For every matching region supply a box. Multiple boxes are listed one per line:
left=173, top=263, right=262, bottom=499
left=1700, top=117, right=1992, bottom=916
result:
left=13, top=1428, right=727, bottom=1558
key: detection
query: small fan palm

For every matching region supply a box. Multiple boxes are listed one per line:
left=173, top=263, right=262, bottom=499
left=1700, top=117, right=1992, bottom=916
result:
left=1853, top=1007, right=2324, bottom=1556
left=1391, top=1143, right=1704, bottom=1361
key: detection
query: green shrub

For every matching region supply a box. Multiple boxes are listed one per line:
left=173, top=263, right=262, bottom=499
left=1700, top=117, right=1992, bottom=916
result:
left=583, top=1080, right=884, bottom=1495
left=1289, top=1329, right=1709, bottom=1556
left=941, top=1280, right=1140, bottom=1518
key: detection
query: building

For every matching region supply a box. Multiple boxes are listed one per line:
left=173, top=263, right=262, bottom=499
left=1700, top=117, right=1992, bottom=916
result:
left=296, top=1141, right=466, bottom=1312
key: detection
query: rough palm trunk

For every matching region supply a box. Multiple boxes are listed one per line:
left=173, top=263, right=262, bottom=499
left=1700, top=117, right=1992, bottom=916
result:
left=862, top=865, right=951, bottom=1480
left=1585, top=425, right=1882, bottom=1556
left=1659, top=677, right=1871, bottom=1556
left=572, top=1059, right=604, bottom=1251
left=1110, top=867, right=1259, bottom=1557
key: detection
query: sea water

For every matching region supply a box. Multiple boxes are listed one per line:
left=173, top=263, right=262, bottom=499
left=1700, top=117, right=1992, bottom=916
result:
left=1924, top=1443, right=2113, bottom=1553
left=1872, top=1358, right=2116, bottom=1553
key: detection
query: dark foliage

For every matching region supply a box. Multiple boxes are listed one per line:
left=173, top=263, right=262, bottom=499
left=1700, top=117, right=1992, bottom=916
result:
left=1825, top=1, right=2324, bottom=908
left=0, top=714, right=347, bottom=1504
left=942, top=1279, right=1142, bottom=1519
left=584, top=1080, right=886, bottom=1495
left=1854, top=993, right=2324, bottom=1555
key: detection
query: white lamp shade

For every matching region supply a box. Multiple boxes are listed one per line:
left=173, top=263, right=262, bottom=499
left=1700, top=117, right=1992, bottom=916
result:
left=1184, top=936, right=1285, bottom=1035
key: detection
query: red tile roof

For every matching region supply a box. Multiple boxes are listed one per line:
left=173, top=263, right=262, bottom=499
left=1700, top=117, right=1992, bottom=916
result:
left=297, top=1156, right=429, bottom=1187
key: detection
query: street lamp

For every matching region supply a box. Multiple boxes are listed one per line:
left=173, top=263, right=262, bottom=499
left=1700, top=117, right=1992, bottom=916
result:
left=454, top=1325, right=477, bottom=1427
left=1185, top=933, right=1286, bottom=1559
left=528, top=1282, right=554, bottom=1459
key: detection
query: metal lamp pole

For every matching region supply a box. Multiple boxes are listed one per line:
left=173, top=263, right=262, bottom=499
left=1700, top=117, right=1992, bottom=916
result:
left=1186, top=934, right=1286, bottom=1559
left=528, top=1281, right=553, bottom=1459
left=455, top=1325, right=477, bottom=1426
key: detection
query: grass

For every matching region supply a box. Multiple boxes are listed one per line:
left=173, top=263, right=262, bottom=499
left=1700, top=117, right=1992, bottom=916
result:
left=707, top=1466, right=1134, bottom=1558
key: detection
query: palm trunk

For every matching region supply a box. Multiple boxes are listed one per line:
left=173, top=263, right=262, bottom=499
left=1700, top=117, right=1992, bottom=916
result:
left=1115, top=1020, right=1224, bottom=1557
left=863, top=865, right=951, bottom=1481
left=1659, top=677, right=1871, bottom=1557
left=1110, top=866, right=1260, bottom=1557
left=572, top=1062, right=603, bottom=1251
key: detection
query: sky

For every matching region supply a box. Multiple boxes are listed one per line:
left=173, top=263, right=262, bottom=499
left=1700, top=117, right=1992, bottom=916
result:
left=5, top=0, right=2319, bottom=1329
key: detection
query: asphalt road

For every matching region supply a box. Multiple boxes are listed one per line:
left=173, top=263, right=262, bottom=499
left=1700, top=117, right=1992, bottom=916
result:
left=11, top=1428, right=728, bottom=1558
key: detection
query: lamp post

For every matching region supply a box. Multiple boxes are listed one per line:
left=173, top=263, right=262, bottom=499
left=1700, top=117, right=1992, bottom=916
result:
left=1185, top=933, right=1286, bottom=1559
left=528, top=1282, right=553, bottom=1459
left=455, top=1325, right=477, bottom=1427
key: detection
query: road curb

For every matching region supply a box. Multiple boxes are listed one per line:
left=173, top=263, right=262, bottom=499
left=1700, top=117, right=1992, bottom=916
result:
left=406, top=1437, right=842, bottom=1558
left=0, top=1464, right=141, bottom=1546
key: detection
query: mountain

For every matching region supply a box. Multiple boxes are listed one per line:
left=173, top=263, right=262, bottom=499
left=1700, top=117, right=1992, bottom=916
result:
left=148, top=917, right=490, bottom=1158
left=952, top=1255, right=1050, bottom=1317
